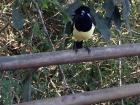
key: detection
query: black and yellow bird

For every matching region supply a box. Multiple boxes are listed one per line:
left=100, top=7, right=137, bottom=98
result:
left=72, top=5, right=95, bottom=52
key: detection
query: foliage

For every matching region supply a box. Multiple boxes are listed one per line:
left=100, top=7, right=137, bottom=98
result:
left=0, top=0, right=140, bottom=105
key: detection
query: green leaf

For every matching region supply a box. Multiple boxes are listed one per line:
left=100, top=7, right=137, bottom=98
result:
left=103, top=0, right=121, bottom=31
left=64, top=0, right=82, bottom=17
left=122, top=0, right=131, bottom=32
left=91, top=9, right=111, bottom=40
left=112, top=6, right=121, bottom=30
left=104, top=17, right=112, bottom=29
left=103, top=0, right=115, bottom=18
left=12, top=7, right=24, bottom=30
left=2, top=80, right=13, bottom=105
left=32, top=22, right=43, bottom=38
left=65, top=21, right=73, bottom=35
left=122, top=0, right=130, bottom=20
left=42, top=0, right=49, bottom=9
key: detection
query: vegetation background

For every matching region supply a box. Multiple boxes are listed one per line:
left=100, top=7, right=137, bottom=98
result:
left=0, top=0, right=140, bottom=105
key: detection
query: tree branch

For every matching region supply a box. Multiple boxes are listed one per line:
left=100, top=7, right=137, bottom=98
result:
left=14, top=83, right=140, bottom=105
left=0, top=43, right=140, bottom=71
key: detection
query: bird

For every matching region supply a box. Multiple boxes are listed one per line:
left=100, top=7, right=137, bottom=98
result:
left=72, top=5, right=95, bottom=52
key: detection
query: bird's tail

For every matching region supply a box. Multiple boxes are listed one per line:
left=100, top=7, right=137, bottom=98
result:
left=73, top=41, right=83, bottom=50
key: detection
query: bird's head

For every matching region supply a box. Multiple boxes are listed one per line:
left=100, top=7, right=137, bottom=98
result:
left=74, top=5, right=91, bottom=17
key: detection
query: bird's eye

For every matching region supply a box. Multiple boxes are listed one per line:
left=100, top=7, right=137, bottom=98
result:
left=81, top=10, right=85, bottom=15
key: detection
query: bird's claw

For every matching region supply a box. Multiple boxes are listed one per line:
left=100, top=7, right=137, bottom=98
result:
left=84, top=47, right=91, bottom=54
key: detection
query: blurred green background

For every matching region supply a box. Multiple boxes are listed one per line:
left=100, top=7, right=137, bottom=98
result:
left=0, top=0, right=140, bottom=105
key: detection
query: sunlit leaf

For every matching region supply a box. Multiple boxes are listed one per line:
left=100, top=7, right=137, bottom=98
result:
left=42, top=0, right=49, bottom=9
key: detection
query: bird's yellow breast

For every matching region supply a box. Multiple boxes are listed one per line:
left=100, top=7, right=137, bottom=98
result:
left=72, top=24, right=95, bottom=41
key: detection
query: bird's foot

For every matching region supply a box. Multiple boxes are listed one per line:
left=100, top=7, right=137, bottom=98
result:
left=73, top=47, right=78, bottom=53
left=84, top=47, right=91, bottom=54
left=74, top=48, right=78, bottom=53
left=92, top=45, right=98, bottom=47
